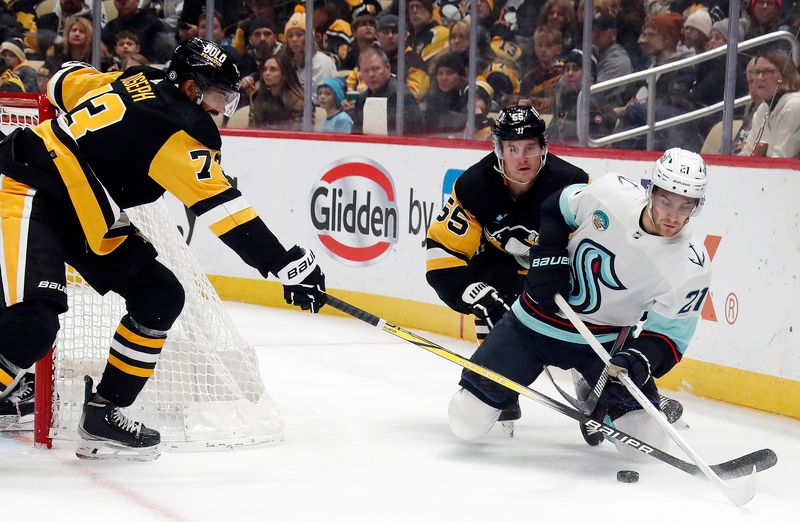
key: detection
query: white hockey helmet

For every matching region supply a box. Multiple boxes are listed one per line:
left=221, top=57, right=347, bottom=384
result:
left=649, top=148, right=708, bottom=216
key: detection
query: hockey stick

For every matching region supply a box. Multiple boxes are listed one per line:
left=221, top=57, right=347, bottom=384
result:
left=325, top=295, right=776, bottom=483
left=554, top=294, right=763, bottom=506
left=542, top=326, right=629, bottom=414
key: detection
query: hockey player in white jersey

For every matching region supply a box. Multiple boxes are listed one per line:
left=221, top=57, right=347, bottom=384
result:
left=448, top=148, right=711, bottom=460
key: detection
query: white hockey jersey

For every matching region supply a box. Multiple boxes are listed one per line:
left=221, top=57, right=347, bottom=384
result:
left=512, top=173, right=712, bottom=359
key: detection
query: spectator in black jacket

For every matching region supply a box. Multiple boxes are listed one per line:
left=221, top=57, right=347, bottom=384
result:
left=101, top=0, right=174, bottom=62
left=423, top=51, right=469, bottom=135
left=348, top=47, right=423, bottom=134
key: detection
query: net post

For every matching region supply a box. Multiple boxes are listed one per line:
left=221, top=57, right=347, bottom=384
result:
left=34, top=348, right=55, bottom=448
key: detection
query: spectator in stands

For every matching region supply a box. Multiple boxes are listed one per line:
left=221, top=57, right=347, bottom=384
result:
left=37, top=0, right=103, bottom=53
left=248, top=51, right=304, bottom=130
left=688, top=17, right=748, bottom=136
left=521, top=26, right=563, bottom=115
left=592, top=10, right=633, bottom=107
left=197, top=10, right=239, bottom=61
left=473, top=79, right=495, bottom=139
left=745, top=0, right=791, bottom=40
left=615, top=11, right=701, bottom=150
left=318, top=77, right=353, bottom=133
left=238, top=19, right=281, bottom=95
left=548, top=48, right=616, bottom=145
left=349, top=13, right=429, bottom=101
left=0, top=57, right=24, bottom=93
left=614, top=0, right=647, bottom=71
left=736, top=50, right=800, bottom=157
left=448, top=19, right=469, bottom=53
left=682, top=8, right=712, bottom=52
left=111, top=30, right=141, bottom=70
left=283, top=12, right=337, bottom=104
left=312, top=0, right=353, bottom=66
left=102, top=0, right=174, bottom=63
left=450, top=21, right=496, bottom=78
left=35, top=62, right=54, bottom=93
left=538, top=0, right=579, bottom=50
left=342, top=14, right=377, bottom=70
left=0, top=39, right=36, bottom=93
left=423, top=51, right=469, bottom=134
left=348, top=46, right=423, bottom=134
left=407, top=0, right=449, bottom=68
left=46, top=15, right=111, bottom=70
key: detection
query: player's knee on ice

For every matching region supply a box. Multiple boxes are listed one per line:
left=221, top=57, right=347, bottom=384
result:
left=612, top=409, right=668, bottom=462
left=449, top=388, right=502, bottom=440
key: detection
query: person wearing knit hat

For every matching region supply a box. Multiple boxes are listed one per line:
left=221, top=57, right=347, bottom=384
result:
left=318, top=77, right=353, bottom=133
left=709, top=18, right=745, bottom=48
left=682, top=9, right=712, bottom=52
left=408, top=0, right=449, bottom=65
left=282, top=10, right=337, bottom=104
left=424, top=51, right=469, bottom=134
left=238, top=19, right=283, bottom=91
left=0, top=39, right=37, bottom=93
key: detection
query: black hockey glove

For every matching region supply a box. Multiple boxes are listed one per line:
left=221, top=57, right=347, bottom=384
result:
left=461, top=282, right=510, bottom=329
left=524, top=245, right=572, bottom=313
left=608, top=349, right=652, bottom=387
left=273, top=246, right=326, bottom=313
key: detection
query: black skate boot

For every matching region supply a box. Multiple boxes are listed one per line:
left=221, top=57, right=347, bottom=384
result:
left=0, top=373, right=35, bottom=430
left=76, top=376, right=161, bottom=461
left=660, top=395, right=684, bottom=425
left=498, top=400, right=521, bottom=437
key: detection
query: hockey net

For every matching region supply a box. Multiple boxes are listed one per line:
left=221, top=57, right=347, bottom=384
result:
left=1, top=93, right=284, bottom=450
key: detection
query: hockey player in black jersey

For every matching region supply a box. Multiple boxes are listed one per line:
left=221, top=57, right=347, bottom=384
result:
left=0, top=38, right=325, bottom=460
left=425, top=106, right=589, bottom=434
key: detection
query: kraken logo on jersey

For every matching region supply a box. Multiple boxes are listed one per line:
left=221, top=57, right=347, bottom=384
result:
left=570, top=239, right=626, bottom=314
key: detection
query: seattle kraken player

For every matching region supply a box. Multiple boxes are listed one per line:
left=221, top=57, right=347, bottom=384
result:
left=0, top=38, right=325, bottom=460
left=425, top=106, right=589, bottom=434
left=448, top=148, right=711, bottom=459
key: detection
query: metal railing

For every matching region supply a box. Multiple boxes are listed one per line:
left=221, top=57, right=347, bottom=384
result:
left=583, top=31, right=800, bottom=150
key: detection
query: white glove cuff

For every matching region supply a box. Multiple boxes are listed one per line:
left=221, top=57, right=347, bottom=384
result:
left=276, top=247, right=318, bottom=286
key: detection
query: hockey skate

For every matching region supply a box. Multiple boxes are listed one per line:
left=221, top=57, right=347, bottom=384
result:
left=0, top=373, right=35, bottom=431
left=76, top=376, right=161, bottom=461
left=498, top=400, right=521, bottom=437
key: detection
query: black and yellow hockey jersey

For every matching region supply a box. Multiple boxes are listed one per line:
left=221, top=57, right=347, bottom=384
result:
left=425, top=152, right=588, bottom=312
left=23, top=63, right=286, bottom=275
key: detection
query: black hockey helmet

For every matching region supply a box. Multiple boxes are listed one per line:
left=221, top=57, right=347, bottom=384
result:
left=166, top=38, right=241, bottom=116
left=492, top=105, right=547, bottom=147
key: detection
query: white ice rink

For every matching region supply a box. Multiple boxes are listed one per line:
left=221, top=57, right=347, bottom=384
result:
left=2, top=302, right=798, bottom=521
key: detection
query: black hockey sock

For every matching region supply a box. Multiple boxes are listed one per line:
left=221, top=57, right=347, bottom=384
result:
left=96, top=315, right=166, bottom=407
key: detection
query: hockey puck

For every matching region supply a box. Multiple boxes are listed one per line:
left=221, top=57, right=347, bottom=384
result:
left=617, top=470, right=639, bottom=483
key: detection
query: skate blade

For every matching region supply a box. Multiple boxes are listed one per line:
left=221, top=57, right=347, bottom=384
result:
left=0, top=414, right=34, bottom=431
left=500, top=421, right=515, bottom=438
left=76, top=440, right=161, bottom=462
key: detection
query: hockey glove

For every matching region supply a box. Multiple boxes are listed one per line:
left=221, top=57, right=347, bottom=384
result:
left=273, top=246, right=326, bottom=313
left=608, top=349, right=652, bottom=387
left=524, top=245, right=572, bottom=313
left=461, top=282, right=510, bottom=329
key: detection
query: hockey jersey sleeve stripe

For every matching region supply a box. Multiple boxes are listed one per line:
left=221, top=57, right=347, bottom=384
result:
left=32, top=120, right=127, bottom=255
left=47, top=63, right=122, bottom=113
left=195, top=194, right=249, bottom=223
left=559, top=183, right=586, bottom=230
left=639, top=310, right=697, bottom=356
left=208, top=207, right=259, bottom=236
left=148, top=130, right=232, bottom=207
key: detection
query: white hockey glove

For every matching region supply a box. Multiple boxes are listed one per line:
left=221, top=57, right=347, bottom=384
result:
left=273, top=246, right=326, bottom=313
left=461, top=282, right=510, bottom=329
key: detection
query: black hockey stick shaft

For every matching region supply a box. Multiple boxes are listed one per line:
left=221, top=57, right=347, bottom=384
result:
left=325, top=295, right=776, bottom=480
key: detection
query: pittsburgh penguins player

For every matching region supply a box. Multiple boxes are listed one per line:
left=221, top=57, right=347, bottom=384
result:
left=449, top=148, right=710, bottom=461
left=425, top=106, right=589, bottom=435
left=0, top=38, right=325, bottom=460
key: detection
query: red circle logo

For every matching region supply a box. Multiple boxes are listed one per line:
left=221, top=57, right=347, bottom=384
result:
left=309, top=158, right=398, bottom=265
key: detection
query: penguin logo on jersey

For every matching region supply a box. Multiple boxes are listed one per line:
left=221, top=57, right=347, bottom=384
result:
left=591, top=210, right=609, bottom=231
left=570, top=239, right=626, bottom=314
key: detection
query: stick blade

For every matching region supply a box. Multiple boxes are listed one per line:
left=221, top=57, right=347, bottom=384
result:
left=723, top=465, right=758, bottom=507
left=711, top=448, right=778, bottom=479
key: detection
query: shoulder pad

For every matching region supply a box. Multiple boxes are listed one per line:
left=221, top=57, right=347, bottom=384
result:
left=155, top=81, right=222, bottom=150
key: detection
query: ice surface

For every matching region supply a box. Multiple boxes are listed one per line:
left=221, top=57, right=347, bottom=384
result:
left=2, top=303, right=797, bottom=521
